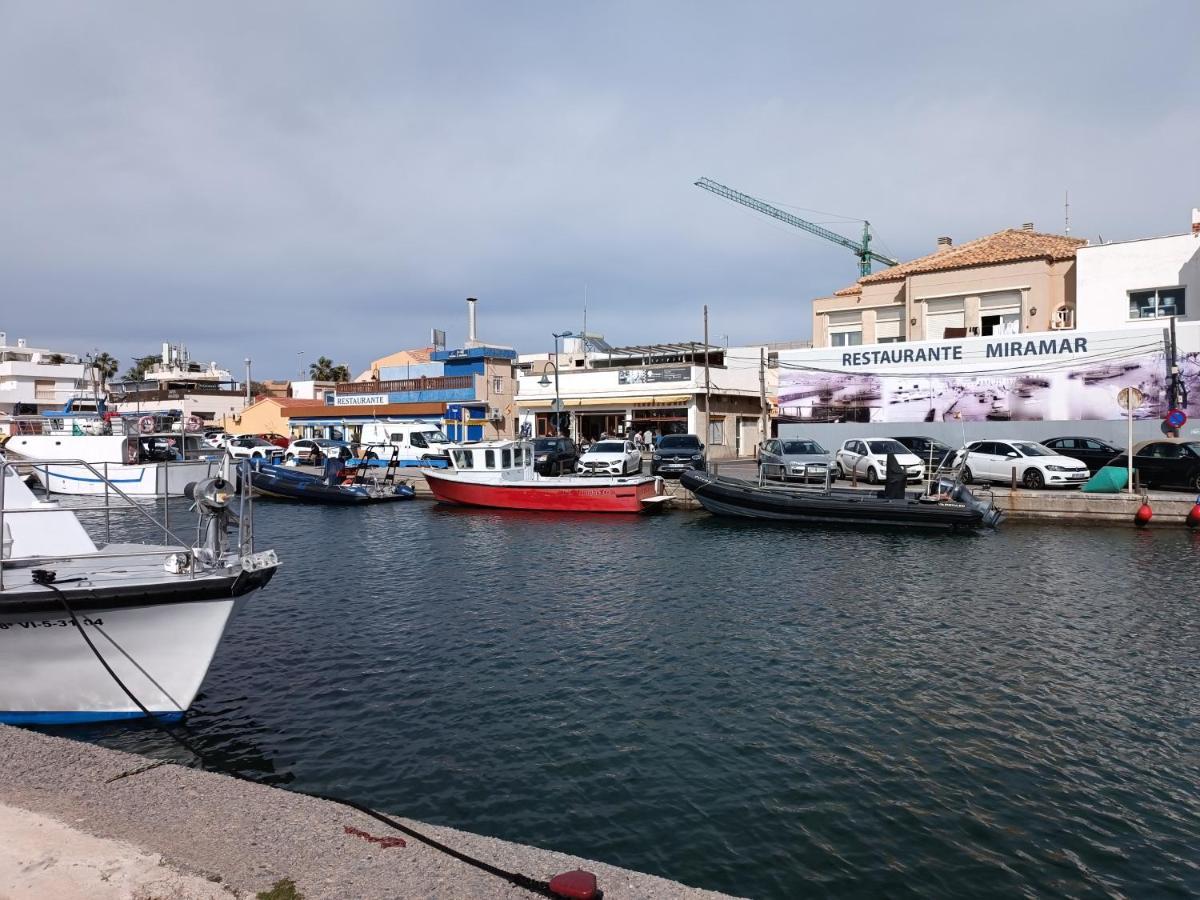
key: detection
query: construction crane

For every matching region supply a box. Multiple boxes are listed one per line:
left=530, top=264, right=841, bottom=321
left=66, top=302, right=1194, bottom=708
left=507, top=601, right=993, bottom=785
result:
left=695, top=177, right=899, bottom=277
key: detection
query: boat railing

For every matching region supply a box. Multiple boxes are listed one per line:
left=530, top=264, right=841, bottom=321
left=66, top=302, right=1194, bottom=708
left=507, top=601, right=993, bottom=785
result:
left=0, top=454, right=254, bottom=590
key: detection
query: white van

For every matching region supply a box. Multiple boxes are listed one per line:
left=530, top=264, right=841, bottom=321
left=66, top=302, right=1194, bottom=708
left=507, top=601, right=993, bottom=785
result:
left=358, top=421, right=451, bottom=466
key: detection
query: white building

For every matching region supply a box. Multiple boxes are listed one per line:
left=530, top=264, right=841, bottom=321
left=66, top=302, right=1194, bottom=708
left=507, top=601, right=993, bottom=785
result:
left=0, top=333, right=89, bottom=432
left=776, top=209, right=1200, bottom=446
left=516, top=340, right=772, bottom=458
left=1075, top=209, right=1199, bottom=330
left=109, top=343, right=247, bottom=425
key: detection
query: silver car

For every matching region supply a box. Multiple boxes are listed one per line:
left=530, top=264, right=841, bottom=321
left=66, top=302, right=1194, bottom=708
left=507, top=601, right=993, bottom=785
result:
left=758, top=438, right=833, bottom=483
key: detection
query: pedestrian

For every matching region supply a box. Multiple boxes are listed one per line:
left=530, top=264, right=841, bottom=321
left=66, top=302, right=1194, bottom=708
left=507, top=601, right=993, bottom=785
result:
left=642, top=428, right=653, bottom=447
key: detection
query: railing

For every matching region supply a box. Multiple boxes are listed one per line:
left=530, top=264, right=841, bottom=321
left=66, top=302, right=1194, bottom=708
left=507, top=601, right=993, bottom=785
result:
left=336, top=375, right=474, bottom=395
left=0, top=453, right=251, bottom=592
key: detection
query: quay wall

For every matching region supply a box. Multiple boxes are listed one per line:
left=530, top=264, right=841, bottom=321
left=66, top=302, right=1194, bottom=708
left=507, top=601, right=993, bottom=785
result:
left=0, top=724, right=738, bottom=900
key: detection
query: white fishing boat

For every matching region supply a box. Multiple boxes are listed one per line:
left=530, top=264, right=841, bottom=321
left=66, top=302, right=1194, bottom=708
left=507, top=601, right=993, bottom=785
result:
left=0, top=454, right=278, bottom=724
left=3, top=399, right=218, bottom=497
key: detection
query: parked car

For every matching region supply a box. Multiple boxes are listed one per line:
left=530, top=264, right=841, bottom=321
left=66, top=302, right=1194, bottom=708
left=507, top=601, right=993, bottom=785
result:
left=1105, top=440, right=1200, bottom=491
left=225, top=436, right=286, bottom=462
left=576, top=440, right=642, bottom=476
left=531, top=437, right=578, bottom=475
left=651, top=434, right=706, bottom=477
left=201, top=430, right=227, bottom=449
left=285, top=438, right=353, bottom=464
left=952, top=439, right=1089, bottom=488
left=255, top=432, right=291, bottom=449
left=1040, top=436, right=1124, bottom=474
left=834, top=438, right=924, bottom=484
left=757, top=438, right=831, bottom=483
left=893, top=436, right=956, bottom=471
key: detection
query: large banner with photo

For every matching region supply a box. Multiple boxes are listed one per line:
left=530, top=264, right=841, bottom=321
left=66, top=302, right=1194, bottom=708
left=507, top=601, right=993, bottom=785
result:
left=776, top=325, right=1200, bottom=424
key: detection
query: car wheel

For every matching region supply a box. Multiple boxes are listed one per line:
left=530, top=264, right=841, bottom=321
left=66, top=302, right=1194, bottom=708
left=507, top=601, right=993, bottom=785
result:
left=1023, top=468, right=1045, bottom=489
left=961, top=466, right=974, bottom=485
left=252, top=451, right=263, bottom=459
left=285, top=453, right=295, bottom=463
left=366, top=452, right=378, bottom=461
left=866, top=466, right=879, bottom=485
left=835, top=463, right=846, bottom=480
left=1191, top=471, right=1200, bottom=492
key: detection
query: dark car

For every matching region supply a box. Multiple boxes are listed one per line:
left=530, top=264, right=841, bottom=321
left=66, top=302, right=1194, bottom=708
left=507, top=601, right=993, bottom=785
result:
left=1106, top=440, right=1200, bottom=491
left=651, top=434, right=705, bottom=477
left=893, top=436, right=956, bottom=470
left=531, top=437, right=578, bottom=476
left=1041, top=437, right=1124, bottom=474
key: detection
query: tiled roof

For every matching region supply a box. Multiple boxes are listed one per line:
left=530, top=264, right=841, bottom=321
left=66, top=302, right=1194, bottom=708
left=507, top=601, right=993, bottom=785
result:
left=831, top=228, right=1088, bottom=296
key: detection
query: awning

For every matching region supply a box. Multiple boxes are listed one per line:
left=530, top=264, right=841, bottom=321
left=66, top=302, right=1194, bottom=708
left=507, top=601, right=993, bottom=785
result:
left=519, top=395, right=693, bottom=410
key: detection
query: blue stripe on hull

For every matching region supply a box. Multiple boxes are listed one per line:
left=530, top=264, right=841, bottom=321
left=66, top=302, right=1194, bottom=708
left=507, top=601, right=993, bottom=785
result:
left=1, top=710, right=184, bottom=725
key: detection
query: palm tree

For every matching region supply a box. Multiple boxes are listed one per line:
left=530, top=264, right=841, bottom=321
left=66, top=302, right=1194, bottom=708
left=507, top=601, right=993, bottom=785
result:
left=90, top=352, right=120, bottom=391
left=309, top=356, right=351, bottom=383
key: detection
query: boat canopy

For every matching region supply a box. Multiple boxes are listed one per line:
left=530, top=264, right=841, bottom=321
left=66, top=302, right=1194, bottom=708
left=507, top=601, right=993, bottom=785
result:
left=447, top=441, right=534, bottom=472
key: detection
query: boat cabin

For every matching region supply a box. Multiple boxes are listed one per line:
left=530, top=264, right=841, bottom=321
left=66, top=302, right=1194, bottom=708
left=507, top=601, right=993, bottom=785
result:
left=446, top=441, right=535, bottom=478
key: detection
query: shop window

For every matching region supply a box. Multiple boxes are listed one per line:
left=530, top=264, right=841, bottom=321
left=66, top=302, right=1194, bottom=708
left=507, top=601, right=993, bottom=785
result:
left=1129, top=287, right=1185, bottom=319
left=708, top=418, right=725, bottom=445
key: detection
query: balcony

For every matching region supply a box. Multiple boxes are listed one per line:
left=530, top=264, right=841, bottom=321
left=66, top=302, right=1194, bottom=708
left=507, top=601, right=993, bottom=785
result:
left=337, top=376, right=473, bottom=394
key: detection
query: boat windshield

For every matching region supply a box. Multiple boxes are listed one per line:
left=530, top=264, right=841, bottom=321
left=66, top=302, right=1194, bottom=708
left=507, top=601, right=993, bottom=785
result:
left=589, top=442, right=625, bottom=453
left=450, top=449, right=474, bottom=468
left=867, top=440, right=907, bottom=455
left=782, top=441, right=825, bottom=455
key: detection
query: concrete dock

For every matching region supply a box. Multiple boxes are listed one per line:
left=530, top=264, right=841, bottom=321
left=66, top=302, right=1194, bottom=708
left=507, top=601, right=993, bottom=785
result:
left=0, top=725, right=739, bottom=900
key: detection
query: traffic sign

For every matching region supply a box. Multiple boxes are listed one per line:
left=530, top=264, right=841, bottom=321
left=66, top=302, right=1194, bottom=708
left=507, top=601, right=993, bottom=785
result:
left=1166, top=408, right=1188, bottom=429
left=1117, top=387, right=1145, bottom=412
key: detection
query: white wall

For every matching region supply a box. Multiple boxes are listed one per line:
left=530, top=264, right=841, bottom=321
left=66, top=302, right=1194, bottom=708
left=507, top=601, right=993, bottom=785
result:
left=1076, top=232, right=1200, bottom=330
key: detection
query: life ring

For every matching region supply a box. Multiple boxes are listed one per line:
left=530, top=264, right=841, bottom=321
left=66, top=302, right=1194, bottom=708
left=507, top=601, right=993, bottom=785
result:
left=184, top=415, right=203, bottom=433
left=138, top=416, right=156, bottom=434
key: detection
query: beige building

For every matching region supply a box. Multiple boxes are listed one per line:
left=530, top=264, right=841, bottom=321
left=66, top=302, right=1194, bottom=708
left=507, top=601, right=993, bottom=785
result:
left=811, top=227, right=1087, bottom=348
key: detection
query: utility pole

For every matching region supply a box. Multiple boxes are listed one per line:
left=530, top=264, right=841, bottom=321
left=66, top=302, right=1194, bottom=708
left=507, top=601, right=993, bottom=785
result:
left=244, top=358, right=252, bottom=406
left=759, top=347, right=769, bottom=445
left=703, top=305, right=711, bottom=446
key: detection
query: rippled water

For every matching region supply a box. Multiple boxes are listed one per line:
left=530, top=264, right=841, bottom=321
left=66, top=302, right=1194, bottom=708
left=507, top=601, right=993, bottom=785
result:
left=38, top=500, right=1200, bottom=898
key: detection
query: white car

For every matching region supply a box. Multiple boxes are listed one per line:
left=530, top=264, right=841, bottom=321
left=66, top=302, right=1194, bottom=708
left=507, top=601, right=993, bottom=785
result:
left=952, top=439, right=1089, bottom=489
left=834, top=438, right=924, bottom=484
left=285, top=438, right=353, bottom=464
left=576, top=440, right=642, bottom=476
left=224, top=436, right=285, bottom=463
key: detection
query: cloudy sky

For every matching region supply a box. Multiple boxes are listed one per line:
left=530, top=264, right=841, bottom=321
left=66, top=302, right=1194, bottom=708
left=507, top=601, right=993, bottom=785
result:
left=2, top=1, right=1197, bottom=376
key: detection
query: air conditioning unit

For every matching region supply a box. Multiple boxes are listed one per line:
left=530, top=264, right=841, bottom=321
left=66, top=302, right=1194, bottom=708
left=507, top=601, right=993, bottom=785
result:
left=1050, top=307, right=1075, bottom=330
left=487, top=406, right=502, bottom=421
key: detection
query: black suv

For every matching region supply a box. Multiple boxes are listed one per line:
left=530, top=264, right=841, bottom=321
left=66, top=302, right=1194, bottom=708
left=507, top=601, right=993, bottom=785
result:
left=893, top=436, right=955, bottom=470
left=531, top=437, right=578, bottom=476
left=651, top=434, right=705, bottom=477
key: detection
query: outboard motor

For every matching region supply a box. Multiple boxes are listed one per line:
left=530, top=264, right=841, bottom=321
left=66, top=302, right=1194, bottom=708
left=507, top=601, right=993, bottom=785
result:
left=882, top=453, right=907, bottom=499
left=184, top=477, right=238, bottom=565
left=948, top=481, right=1004, bottom=528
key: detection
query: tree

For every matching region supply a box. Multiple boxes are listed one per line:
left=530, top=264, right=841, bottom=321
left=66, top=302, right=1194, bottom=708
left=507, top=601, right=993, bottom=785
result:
left=309, top=356, right=351, bottom=383
left=47, top=353, right=65, bottom=365
left=90, top=352, right=119, bottom=391
left=123, top=354, right=160, bottom=381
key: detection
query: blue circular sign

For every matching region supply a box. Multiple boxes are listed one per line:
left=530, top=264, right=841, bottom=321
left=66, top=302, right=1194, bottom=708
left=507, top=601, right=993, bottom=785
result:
left=1167, top=408, right=1188, bottom=429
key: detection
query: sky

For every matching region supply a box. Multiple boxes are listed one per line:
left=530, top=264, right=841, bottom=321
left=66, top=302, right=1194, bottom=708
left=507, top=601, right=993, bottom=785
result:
left=2, top=1, right=1198, bottom=377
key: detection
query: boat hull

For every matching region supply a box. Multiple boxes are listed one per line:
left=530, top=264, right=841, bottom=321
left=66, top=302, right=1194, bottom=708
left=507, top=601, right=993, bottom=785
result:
left=681, top=471, right=994, bottom=530
left=29, top=460, right=218, bottom=497
left=425, top=470, right=663, bottom=513
left=0, top=596, right=241, bottom=723
left=250, top=464, right=415, bottom=505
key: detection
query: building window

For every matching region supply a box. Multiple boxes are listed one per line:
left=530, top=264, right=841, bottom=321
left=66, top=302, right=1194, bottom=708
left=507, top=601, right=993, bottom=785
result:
left=1129, top=287, right=1185, bottom=319
left=924, top=297, right=966, bottom=339
left=492, top=376, right=503, bottom=393
left=875, top=308, right=905, bottom=344
left=830, top=331, right=863, bottom=347
left=708, top=417, right=725, bottom=445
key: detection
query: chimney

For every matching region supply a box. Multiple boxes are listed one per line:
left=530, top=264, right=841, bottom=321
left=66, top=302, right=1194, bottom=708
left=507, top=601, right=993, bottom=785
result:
left=466, top=297, right=478, bottom=345
left=1192, top=207, right=1200, bottom=236
left=1022, top=222, right=1035, bottom=232
left=936, top=236, right=953, bottom=250
left=16, top=338, right=26, bottom=348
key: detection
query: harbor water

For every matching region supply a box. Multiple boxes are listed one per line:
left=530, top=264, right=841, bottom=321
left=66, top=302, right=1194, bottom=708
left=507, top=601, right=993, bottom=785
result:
left=39, top=500, right=1200, bottom=898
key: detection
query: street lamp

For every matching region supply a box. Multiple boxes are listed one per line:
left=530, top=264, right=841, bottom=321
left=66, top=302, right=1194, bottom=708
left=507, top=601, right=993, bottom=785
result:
left=545, top=331, right=576, bottom=437
left=244, top=358, right=252, bottom=405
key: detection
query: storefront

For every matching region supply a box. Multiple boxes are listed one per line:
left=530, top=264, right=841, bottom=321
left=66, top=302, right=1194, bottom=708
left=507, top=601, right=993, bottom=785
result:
left=525, top=395, right=693, bottom=441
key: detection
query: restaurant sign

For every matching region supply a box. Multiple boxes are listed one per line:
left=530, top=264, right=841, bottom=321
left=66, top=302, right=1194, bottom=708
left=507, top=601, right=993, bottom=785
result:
left=334, top=393, right=389, bottom=407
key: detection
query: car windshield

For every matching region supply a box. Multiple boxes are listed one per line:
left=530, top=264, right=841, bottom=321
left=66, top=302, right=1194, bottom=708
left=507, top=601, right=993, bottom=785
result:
left=867, top=440, right=907, bottom=455
left=532, top=439, right=558, bottom=450
left=315, top=440, right=341, bottom=447
left=1013, top=442, right=1055, bottom=457
left=659, top=436, right=700, bottom=449
left=422, top=430, right=449, bottom=444
left=1182, top=442, right=1200, bottom=457
left=589, top=442, right=625, bottom=453
left=781, top=440, right=825, bottom=455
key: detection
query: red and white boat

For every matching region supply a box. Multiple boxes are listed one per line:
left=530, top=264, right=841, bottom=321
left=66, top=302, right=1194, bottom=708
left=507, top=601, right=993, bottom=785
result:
left=424, top=441, right=671, bottom=513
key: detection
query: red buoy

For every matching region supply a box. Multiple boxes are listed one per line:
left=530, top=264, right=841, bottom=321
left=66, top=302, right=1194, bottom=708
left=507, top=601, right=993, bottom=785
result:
left=1187, top=501, right=1200, bottom=528
left=549, top=869, right=600, bottom=900
left=1135, top=501, right=1153, bottom=526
